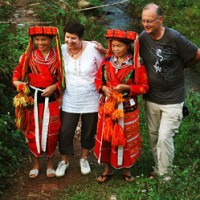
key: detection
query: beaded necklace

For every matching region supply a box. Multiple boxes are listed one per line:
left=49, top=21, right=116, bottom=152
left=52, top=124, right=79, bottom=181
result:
left=110, top=54, right=133, bottom=70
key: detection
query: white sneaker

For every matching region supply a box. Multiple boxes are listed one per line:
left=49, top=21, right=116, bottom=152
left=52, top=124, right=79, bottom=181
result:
left=80, top=158, right=91, bottom=175
left=55, top=160, right=69, bottom=177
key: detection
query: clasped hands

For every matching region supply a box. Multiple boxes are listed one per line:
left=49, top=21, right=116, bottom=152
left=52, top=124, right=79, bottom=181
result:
left=102, top=84, right=130, bottom=98
left=13, top=80, right=56, bottom=97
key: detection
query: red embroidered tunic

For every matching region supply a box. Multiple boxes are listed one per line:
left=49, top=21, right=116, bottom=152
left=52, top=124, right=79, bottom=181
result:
left=94, top=55, right=149, bottom=168
left=12, top=48, right=63, bottom=157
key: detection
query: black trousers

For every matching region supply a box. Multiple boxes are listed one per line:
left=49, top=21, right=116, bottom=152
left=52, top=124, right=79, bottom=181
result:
left=58, top=111, right=98, bottom=155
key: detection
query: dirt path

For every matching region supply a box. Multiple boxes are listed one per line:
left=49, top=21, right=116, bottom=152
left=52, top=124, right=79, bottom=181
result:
left=6, top=136, right=98, bottom=200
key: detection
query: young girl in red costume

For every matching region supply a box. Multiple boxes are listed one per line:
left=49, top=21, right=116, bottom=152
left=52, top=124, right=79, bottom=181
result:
left=94, top=29, right=149, bottom=182
left=12, top=26, right=65, bottom=178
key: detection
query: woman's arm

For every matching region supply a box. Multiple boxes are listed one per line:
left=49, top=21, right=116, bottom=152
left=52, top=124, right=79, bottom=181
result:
left=129, top=64, right=149, bottom=96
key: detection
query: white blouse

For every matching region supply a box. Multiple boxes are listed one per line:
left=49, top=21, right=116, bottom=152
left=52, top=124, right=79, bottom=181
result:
left=61, top=42, right=103, bottom=113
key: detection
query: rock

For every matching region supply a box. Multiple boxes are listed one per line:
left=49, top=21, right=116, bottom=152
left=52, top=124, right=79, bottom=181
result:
left=28, top=3, right=41, bottom=7
left=78, top=0, right=91, bottom=9
left=27, top=9, right=35, bottom=16
left=58, top=0, right=69, bottom=10
left=0, top=1, right=10, bottom=6
left=76, top=126, right=81, bottom=132
left=110, top=194, right=117, bottom=200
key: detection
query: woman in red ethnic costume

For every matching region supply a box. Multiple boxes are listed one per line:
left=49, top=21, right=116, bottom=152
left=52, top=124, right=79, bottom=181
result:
left=94, top=29, right=149, bottom=182
left=12, top=26, right=65, bottom=178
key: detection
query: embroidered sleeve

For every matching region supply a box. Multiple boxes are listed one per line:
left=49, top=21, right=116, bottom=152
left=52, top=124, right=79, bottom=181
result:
left=129, top=64, right=149, bottom=96
left=12, top=53, right=26, bottom=83
left=53, top=51, right=65, bottom=95
left=95, top=59, right=106, bottom=93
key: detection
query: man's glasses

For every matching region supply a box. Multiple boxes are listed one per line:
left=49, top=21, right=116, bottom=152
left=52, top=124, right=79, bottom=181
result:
left=141, top=17, right=159, bottom=25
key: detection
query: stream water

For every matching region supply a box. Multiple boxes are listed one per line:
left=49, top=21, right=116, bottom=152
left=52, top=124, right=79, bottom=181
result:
left=97, top=0, right=135, bottom=30
left=98, top=0, right=200, bottom=93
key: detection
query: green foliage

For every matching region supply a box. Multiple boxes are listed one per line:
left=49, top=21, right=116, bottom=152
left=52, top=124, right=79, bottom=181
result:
left=0, top=24, right=29, bottom=198
left=176, top=90, right=200, bottom=167
left=171, top=0, right=192, bottom=8
left=0, top=1, right=13, bottom=21
left=88, top=0, right=102, bottom=6
left=0, top=112, right=28, bottom=197
left=0, top=25, right=29, bottom=114
left=34, top=0, right=69, bottom=26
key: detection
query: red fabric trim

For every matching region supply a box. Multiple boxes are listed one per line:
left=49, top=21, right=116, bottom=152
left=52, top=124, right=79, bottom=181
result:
left=26, top=101, right=60, bottom=157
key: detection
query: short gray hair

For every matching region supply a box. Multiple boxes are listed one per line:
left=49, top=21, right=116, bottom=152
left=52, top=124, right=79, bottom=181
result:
left=143, top=3, right=163, bottom=17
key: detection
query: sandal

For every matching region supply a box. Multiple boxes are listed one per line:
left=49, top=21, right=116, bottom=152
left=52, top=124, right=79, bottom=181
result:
left=46, top=168, right=56, bottom=178
left=123, top=175, right=135, bottom=182
left=29, top=169, right=39, bottom=179
left=97, top=173, right=114, bottom=183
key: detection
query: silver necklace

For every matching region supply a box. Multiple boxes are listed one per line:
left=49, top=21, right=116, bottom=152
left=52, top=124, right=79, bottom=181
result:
left=68, top=43, right=82, bottom=57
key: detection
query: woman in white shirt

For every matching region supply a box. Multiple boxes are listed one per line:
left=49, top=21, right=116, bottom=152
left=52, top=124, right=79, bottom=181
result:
left=55, top=21, right=103, bottom=177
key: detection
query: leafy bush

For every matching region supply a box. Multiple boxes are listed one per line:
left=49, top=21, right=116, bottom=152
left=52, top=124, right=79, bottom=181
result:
left=0, top=1, right=13, bottom=21
left=0, top=25, right=29, bottom=198
left=0, top=25, right=29, bottom=114
left=0, top=112, right=28, bottom=197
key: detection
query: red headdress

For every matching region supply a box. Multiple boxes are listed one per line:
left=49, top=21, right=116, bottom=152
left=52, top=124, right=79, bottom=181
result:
left=105, top=29, right=140, bottom=84
left=29, top=26, right=58, bottom=37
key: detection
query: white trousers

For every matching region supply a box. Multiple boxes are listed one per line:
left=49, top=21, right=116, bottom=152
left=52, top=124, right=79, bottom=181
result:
left=145, top=100, right=184, bottom=175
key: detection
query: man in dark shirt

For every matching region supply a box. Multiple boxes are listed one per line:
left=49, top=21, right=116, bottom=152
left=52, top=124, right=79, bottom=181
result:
left=139, top=3, right=200, bottom=180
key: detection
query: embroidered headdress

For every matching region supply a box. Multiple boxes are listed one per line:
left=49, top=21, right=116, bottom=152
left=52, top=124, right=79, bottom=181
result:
left=105, top=29, right=140, bottom=84
left=29, top=26, right=58, bottom=37
left=106, top=29, right=137, bottom=42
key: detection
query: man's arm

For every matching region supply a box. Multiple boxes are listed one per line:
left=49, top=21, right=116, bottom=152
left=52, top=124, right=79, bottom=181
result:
left=91, top=41, right=107, bottom=54
left=185, top=48, right=200, bottom=67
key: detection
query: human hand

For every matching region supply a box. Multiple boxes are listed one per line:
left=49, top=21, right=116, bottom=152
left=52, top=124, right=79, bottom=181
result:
left=114, top=84, right=129, bottom=93
left=91, top=40, right=107, bottom=54
left=102, top=85, right=113, bottom=98
left=41, top=84, right=56, bottom=97
left=13, top=80, right=26, bottom=88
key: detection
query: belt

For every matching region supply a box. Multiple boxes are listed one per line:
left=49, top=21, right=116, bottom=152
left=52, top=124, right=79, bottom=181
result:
left=30, top=85, right=49, bottom=154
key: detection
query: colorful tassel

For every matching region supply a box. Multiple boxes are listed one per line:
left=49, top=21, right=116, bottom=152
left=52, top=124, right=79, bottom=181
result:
left=111, top=109, right=124, bottom=120
left=13, top=84, right=34, bottom=131
left=103, top=117, right=113, bottom=142
left=111, top=123, right=126, bottom=147
left=104, top=101, right=115, bottom=115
